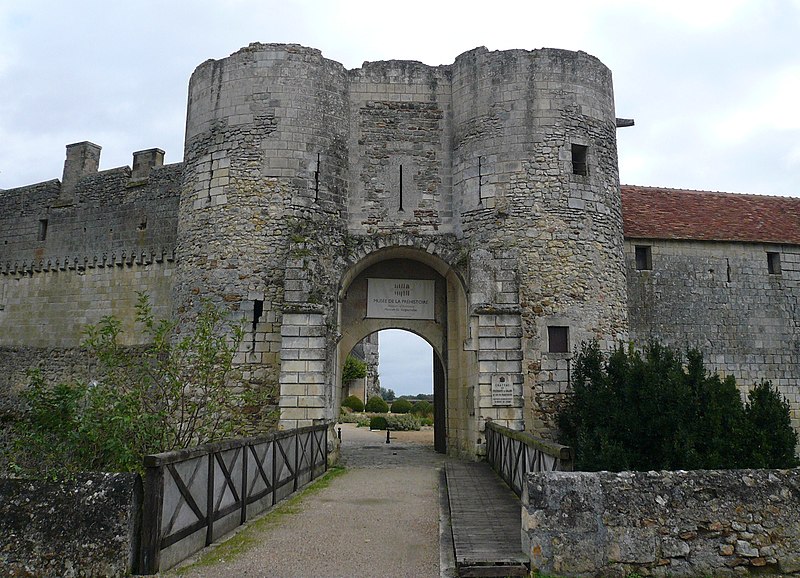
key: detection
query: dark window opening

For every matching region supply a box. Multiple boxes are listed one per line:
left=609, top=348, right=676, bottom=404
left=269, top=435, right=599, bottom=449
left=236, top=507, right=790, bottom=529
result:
left=251, top=299, right=264, bottom=350
left=571, top=144, right=588, bottom=176
left=548, top=326, right=569, bottom=354
left=137, top=217, right=147, bottom=231
left=635, top=245, right=652, bottom=271
left=767, top=252, right=781, bottom=275
left=37, top=219, right=48, bottom=242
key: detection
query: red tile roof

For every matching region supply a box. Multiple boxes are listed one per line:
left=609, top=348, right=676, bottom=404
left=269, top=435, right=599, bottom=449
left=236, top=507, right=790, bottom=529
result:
left=621, top=185, right=800, bottom=245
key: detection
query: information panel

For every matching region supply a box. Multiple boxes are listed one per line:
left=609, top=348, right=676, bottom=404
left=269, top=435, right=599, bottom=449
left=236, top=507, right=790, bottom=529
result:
left=491, top=374, right=514, bottom=406
left=366, top=278, right=435, bottom=320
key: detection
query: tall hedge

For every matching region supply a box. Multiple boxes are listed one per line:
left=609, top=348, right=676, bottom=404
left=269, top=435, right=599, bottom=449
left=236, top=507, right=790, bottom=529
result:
left=558, top=341, right=798, bottom=471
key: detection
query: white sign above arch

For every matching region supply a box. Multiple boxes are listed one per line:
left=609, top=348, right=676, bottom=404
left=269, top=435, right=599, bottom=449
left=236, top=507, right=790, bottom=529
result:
left=366, top=278, right=435, bottom=320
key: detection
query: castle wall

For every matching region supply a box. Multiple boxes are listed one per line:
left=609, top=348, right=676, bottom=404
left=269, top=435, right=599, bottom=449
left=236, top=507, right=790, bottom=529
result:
left=626, top=238, right=800, bottom=431
left=449, top=48, right=628, bottom=439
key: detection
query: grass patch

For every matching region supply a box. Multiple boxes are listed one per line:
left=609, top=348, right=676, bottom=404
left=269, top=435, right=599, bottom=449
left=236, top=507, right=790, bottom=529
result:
left=171, top=466, right=347, bottom=574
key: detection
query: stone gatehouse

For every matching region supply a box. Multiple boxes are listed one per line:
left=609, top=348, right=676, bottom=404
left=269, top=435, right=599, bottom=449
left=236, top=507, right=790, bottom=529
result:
left=1, top=43, right=798, bottom=457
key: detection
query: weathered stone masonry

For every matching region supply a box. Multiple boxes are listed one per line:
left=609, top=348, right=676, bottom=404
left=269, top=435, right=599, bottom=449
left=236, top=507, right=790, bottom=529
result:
left=1, top=43, right=799, bottom=456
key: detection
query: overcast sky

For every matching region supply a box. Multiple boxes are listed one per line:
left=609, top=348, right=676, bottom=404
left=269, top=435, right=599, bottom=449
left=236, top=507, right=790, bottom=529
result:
left=1, top=1, right=798, bottom=395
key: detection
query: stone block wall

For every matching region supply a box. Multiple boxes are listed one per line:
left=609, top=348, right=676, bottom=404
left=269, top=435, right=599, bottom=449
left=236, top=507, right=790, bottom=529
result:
left=626, top=239, right=800, bottom=431
left=0, top=473, right=142, bottom=577
left=0, top=146, right=182, bottom=403
left=524, top=469, right=800, bottom=577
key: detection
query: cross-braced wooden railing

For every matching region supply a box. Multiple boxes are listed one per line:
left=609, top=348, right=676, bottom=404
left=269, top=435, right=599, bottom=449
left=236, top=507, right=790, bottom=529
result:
left=138, top=423, right=329, bottom=574
left=485, top=421, right=573, bottom=498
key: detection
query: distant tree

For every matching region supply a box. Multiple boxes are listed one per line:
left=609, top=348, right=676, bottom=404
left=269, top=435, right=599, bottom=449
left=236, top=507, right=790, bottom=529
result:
left=342, top=355, right=367, bottom=384
left=379, top=387, right=395, bottom=402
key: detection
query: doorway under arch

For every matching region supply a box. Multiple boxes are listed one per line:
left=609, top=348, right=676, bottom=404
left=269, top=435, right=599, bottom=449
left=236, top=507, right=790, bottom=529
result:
left=336, top=247, right=476, bottom=457
left=344, top=329, right=447, bottom=453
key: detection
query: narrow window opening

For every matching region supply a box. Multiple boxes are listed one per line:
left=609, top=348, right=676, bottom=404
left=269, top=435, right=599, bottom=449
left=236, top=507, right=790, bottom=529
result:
left=548, top=326, right=569, bottom=354
left=398, top=164, right=404, bottom=212
left=314, top=153, right=320, bottom=202
left=38, top=219, right=48, bottom=242
left=477, top=156, right=483, bottom=207
left=251, top=299, right=264, bottom=350
left=635, top=245, right=652, bottom=271
left=571, top=144, right=588, bottom=176
left=726, top=258, right=731, bottom=282
left=137, top=217, right=147, bottom=231
left=767, top=252, right=781, bottom=275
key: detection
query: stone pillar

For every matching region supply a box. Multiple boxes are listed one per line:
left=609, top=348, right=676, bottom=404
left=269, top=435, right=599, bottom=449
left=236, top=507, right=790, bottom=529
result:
left=278, top=311, right=328, bottom=429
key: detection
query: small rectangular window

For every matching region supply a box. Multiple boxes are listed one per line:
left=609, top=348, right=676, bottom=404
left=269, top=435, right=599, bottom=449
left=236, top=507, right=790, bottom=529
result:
left=548, top=326, right=569, bottom=354
left=767, top=252, right=781, bottom=275
left=571, top=144, right=588, bottom=176
left=635, top=245, right=652, bottom=271
left=38, top=219, right=48, bottom=242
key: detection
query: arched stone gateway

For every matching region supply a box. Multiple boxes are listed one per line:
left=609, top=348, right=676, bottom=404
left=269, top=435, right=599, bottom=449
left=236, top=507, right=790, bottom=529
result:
left=3, top=42, right=800, bottom=466
left=211, top=43, right=628, bottom=459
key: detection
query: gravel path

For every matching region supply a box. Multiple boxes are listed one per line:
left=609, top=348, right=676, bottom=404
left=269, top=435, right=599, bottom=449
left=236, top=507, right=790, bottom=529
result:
left=170, top=423, right=446, bottom=578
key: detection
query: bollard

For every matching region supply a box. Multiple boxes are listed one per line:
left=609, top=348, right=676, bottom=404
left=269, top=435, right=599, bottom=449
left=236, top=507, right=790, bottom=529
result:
left=337, top=427, right=341, bottom=441
left=386, top=429, right=390, bottom=444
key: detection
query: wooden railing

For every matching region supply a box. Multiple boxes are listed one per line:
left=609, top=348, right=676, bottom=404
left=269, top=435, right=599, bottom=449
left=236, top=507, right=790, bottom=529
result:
left=138, top=423, right=329, bottom=574
left=485, top=421, right=573, bottom=498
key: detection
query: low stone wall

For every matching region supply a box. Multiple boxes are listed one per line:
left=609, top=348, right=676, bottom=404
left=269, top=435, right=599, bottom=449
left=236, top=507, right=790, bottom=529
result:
left=0, top=473, right=142, bottom=577
left=523, top=469, right=800, bottom=577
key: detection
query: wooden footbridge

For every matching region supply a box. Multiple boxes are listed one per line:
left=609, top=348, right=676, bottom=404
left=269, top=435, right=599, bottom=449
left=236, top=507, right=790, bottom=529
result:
left=440, top=422, right=574, bottom=577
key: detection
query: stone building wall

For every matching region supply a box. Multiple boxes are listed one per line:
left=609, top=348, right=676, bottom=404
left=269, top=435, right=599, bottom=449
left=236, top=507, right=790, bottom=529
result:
left=524, top=469, right=800, bottom=576
left=0, top=146, right=181, bottom=400
left=626, top=239, right=800, bottom=431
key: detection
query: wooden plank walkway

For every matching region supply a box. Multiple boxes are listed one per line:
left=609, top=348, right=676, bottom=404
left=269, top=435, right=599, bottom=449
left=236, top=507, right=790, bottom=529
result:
left=444, top=461, right=529, bottom=577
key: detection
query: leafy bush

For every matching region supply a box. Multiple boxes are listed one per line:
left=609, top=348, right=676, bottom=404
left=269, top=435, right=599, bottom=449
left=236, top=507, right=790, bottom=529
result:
left=342, top=356, right=367, bottom=383
left=558, top=341, right=799, bottom=471
left=411, top=400, right=433, bottom=417
left=390, top=398, right=413, bottom=414
left=365, top=395, right=389, bottom=413
left=341, top=395, right=364, bottom=412
left=385, top=414, right=422, bottom=431
left=369, top=416, right=388, bottom=430
left=8, top=294, right=273, bottom=477
left=420, top=417, right=434, bottom=427
left=746, top=381, right=799, bottom=468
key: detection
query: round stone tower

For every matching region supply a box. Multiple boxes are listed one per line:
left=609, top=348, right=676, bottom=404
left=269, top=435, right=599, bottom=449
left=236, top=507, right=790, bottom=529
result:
left=451, top=47, right=627, bottom=434
left=174, top=43, right=349, bottom=401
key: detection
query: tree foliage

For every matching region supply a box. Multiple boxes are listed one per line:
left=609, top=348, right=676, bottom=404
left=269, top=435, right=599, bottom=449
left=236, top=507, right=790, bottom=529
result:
left=9, top=294, right=274, bottom=477
left=379, top=387, right=395, bottom=402
left=558, top=341, right=798, bottom=471
left=341, top=355, right=367, bottom=384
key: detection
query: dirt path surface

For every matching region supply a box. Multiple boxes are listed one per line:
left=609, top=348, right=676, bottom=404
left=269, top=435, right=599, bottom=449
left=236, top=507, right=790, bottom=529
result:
left=170, top=423, right=446, bottom=578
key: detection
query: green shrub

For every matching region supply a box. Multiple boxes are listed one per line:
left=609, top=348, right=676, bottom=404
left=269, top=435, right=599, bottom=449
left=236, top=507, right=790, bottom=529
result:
left=342, top=356, right=367, bottom=383
left=420, top=417, right=434, bottom=427
left=341, top=395, right=364, bottom=412
left=385, top=414, right=422, bottom=431
left=7, top=295, right=273, bottom=478
left=558, top=341, right=799, bottom=471
left=365, top=396, right=389, bottom=413
left=338, top=411, right=363, bottom=424
left=390, top=398, right=413, bottom=414
left=411, top=400, right=433, bottom=417
left=745, top=381, right=799, bottom=468
left=369, top=416, right=388, bottom=430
